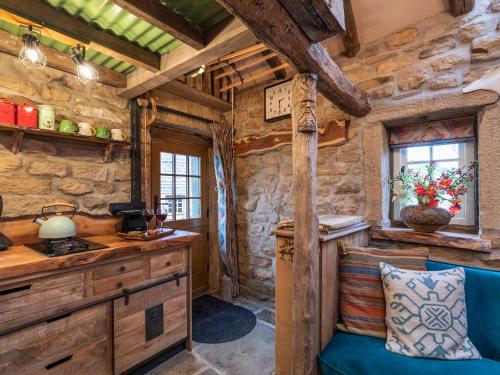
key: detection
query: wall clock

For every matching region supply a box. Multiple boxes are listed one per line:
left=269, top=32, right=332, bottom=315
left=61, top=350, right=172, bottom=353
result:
left=264, top=79, right=292, bottom=122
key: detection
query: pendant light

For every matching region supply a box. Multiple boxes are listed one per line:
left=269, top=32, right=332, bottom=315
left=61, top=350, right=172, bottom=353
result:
left=19, top=25, right=47, bottom=69
left=71, top=45, right=99, bottom=84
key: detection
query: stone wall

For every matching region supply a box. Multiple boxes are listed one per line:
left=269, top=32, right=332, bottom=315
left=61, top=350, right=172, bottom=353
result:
left=0, top=53, right=130, bottom=217
left=232, top=2, right=500, bottom=301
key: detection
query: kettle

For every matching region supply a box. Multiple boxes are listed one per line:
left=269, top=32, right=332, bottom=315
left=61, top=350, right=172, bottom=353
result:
left=33, top=203, right=77, bottom=239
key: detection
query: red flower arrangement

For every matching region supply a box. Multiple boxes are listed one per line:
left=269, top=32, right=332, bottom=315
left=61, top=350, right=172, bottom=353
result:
left=391, top=161, right=476, bottom=216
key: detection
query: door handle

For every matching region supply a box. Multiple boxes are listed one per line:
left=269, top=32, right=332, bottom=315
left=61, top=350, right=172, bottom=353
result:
left=45, top=355, right=73, bottom=370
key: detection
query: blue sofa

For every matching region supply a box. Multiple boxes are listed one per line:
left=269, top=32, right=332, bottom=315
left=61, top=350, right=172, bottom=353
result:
left=318, top=261, right=500, bottom=374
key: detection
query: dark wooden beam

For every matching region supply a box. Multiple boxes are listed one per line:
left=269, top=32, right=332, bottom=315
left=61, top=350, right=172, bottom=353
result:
left=279, top=0, right=345, bottom=42
left=0, top=28, right=125, bottom=87
left=111, top=0, right=205, bottom=50
left=342, top=0, right=360, bottom=58
left=0, top=0, right=161, bottom=72
left=217, top=0, right=371, bottom=117
left=448, top=0, right=475, bottom=16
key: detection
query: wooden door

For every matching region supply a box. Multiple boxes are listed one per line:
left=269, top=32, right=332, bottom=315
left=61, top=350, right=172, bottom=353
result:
left=151, top=138, right=210, bottom=296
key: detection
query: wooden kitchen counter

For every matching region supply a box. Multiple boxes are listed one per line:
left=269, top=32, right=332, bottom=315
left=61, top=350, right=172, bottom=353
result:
left=0, top=230, right=201, bottom=282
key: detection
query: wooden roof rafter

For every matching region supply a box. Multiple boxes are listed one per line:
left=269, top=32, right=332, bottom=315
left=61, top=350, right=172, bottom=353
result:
left=216, top=0, right=371, bottom=117
left=110, top=0, right=206, bottom=50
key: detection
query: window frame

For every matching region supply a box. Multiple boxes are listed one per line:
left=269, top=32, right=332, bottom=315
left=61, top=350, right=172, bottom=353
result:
left=159, top=152, right=202, bottom=222
left=391, top=141, right=477, bottom=228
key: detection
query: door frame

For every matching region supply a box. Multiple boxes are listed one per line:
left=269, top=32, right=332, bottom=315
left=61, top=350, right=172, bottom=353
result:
left=150, top=125, right=220, bottom=295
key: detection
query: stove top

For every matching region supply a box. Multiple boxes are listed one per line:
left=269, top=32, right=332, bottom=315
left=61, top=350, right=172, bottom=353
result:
left=26, top=238, right=109, bottom=257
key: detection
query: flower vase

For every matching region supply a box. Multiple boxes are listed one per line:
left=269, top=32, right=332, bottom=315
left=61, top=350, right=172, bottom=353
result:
left=400, top=204, right=451, bottom=233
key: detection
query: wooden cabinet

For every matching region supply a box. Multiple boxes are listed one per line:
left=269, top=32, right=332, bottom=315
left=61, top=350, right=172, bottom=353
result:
left=274, top=225, right=370, bottom=375
left=0, top=272, right=85, bottom=332
left=0, top=245, right=192, bottom=375
left=113, top=276, right=188, bottom=374
left=0, top=303, right=111, bottom=375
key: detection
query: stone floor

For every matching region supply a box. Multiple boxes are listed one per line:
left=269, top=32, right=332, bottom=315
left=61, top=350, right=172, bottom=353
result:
left=146, top=297, right=276, bottom=375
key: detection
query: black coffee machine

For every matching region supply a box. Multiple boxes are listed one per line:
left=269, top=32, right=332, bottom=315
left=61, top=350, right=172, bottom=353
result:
left=0, top=195, right=13, bottom=250
left=110, top=202, right=147, bottom=233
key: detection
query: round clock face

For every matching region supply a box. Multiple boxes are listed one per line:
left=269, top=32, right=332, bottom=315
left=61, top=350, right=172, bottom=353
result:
left=265, top=80, right=292, bottom=121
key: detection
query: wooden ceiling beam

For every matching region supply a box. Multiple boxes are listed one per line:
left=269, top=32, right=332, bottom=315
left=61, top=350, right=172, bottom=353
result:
left=342, top=0, right=360, bottom=58
left=279, top=0, right=345, bottom=42
left=159, top=80, right=232, bottom=111
left=111, top=0, right=205, bottom=50
left=0, top=28, right=125, bottom=87
left=213, top=52, right=278, bottom=79
left=448, top=0, right=475, bottom=16
left=217, top=0, right=371, bottom=117
left=220, top=63, right=289, bottom=92
left=0, top=0, right=161, bottom=72
left=119, top=18, right=256, bottom=99
left=207, top=45, right=269, bottom=72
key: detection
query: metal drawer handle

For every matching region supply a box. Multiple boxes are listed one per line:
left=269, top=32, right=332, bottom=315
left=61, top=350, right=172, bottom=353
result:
left=117, top=282, right=124, bottom=288
left=0, top=284, right=31, bottom=295
left=45, top=355, right=73, bottom=370
left=165, top=261, right=171, bottom=267
left=119, top=266, right=127, bottom=272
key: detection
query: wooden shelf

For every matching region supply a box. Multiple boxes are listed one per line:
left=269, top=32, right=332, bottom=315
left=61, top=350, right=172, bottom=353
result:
left=0, top=123, right=131, bottom=163
left=372, top=227, right=492, bottom=253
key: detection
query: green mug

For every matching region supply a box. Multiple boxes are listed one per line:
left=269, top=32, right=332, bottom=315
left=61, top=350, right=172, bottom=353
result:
left=59, top=119, right=77, bottom=134
left=95, top=127, right=111, bottom=139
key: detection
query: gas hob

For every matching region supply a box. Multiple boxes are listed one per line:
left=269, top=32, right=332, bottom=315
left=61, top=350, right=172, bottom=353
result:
left=26, top=237, right=108, bottom=257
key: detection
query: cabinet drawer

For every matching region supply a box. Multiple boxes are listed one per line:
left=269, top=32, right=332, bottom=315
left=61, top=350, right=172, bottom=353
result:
left=114, top=277, right=188, bottom=374
left=0, top=273, right=84, bottom=329
left=0, top=304, right=109, bottom=375
left=92, top=259, right=145, bottom=280
left=91, top=260, right=148, bottom=297
left=150, top=248, right=187, bottom=279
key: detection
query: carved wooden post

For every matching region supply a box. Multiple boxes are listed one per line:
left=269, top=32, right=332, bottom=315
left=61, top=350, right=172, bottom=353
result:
left=292, top=73, right=320, bottom=375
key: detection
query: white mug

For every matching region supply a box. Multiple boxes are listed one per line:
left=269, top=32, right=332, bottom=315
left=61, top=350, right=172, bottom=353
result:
left=111, top=128, right=127, bottom=141
left=78, top=122, right=96, bottom=136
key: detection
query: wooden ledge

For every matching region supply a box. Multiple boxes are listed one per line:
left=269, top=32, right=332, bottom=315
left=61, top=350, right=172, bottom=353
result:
left=372, top=228, right=492, bottom=253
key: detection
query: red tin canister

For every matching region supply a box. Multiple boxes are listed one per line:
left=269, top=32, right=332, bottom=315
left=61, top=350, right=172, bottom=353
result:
left=16, top=103, right=37, bottom=128
left=0, top=98, right=15, bottom=124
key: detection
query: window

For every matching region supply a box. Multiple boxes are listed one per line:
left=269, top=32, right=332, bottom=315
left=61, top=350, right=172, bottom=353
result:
left=392, top=142, right=476, bottom=226
left=159, top=152, right=202, bottom=221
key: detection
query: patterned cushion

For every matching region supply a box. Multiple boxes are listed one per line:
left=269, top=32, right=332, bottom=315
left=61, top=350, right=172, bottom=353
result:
left=337, top=243, right=429, bottom=338
left=380, top=263, right=481, bottom=360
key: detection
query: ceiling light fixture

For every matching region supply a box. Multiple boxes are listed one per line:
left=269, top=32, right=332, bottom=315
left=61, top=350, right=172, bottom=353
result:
left=19, top=25, right=47, bottom=69
left=71, top=45, right=99, bottom=84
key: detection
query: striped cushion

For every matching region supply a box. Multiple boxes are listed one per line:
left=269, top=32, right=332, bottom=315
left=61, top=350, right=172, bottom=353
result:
left=337, top=243, right=429, bottom=338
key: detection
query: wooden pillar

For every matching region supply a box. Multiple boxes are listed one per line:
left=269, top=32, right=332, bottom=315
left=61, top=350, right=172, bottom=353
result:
left=291, top=73, right=320, bottom=375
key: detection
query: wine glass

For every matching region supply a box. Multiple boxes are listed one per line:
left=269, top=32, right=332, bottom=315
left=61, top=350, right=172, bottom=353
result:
left=156, top=207, right=167, bottom=228
left=142, top=208, right=154, bottom=232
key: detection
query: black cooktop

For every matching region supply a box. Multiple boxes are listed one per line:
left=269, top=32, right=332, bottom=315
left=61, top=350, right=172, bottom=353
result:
left=26, top=238, right=109, bottom=257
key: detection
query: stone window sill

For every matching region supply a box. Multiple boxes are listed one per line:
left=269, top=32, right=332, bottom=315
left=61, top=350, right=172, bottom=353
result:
left=371, top=227, right=492, bottom=253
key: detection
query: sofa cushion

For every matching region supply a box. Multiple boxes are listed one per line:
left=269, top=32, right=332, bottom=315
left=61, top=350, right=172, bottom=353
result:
left=318, top=332, right=500, bottom=375
left=427, top=261, right=500, bottom=361
left=380, top=263, right=480, bottom=360
left=337, top=243, right=429, bottom=338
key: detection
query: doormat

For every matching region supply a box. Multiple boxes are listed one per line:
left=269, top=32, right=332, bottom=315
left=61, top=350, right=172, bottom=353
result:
left=192, top=295, right=256, bottom=344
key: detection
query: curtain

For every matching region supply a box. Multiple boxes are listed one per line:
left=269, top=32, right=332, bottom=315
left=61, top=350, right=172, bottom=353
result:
left=209, top=120, right=239, bottom=297
left=389, top=115, right=475, bottom=148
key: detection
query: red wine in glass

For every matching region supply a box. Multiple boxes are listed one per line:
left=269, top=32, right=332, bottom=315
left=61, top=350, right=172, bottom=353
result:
left=142, top=208, right=154, bottom=231
left=156, top=208, right=166, bottom=227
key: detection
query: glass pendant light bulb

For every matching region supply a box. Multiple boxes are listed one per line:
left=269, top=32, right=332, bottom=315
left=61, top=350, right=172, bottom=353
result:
left=71, top=45, right=99, bottom=84
left=19, top=26, right=47, bottom=69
